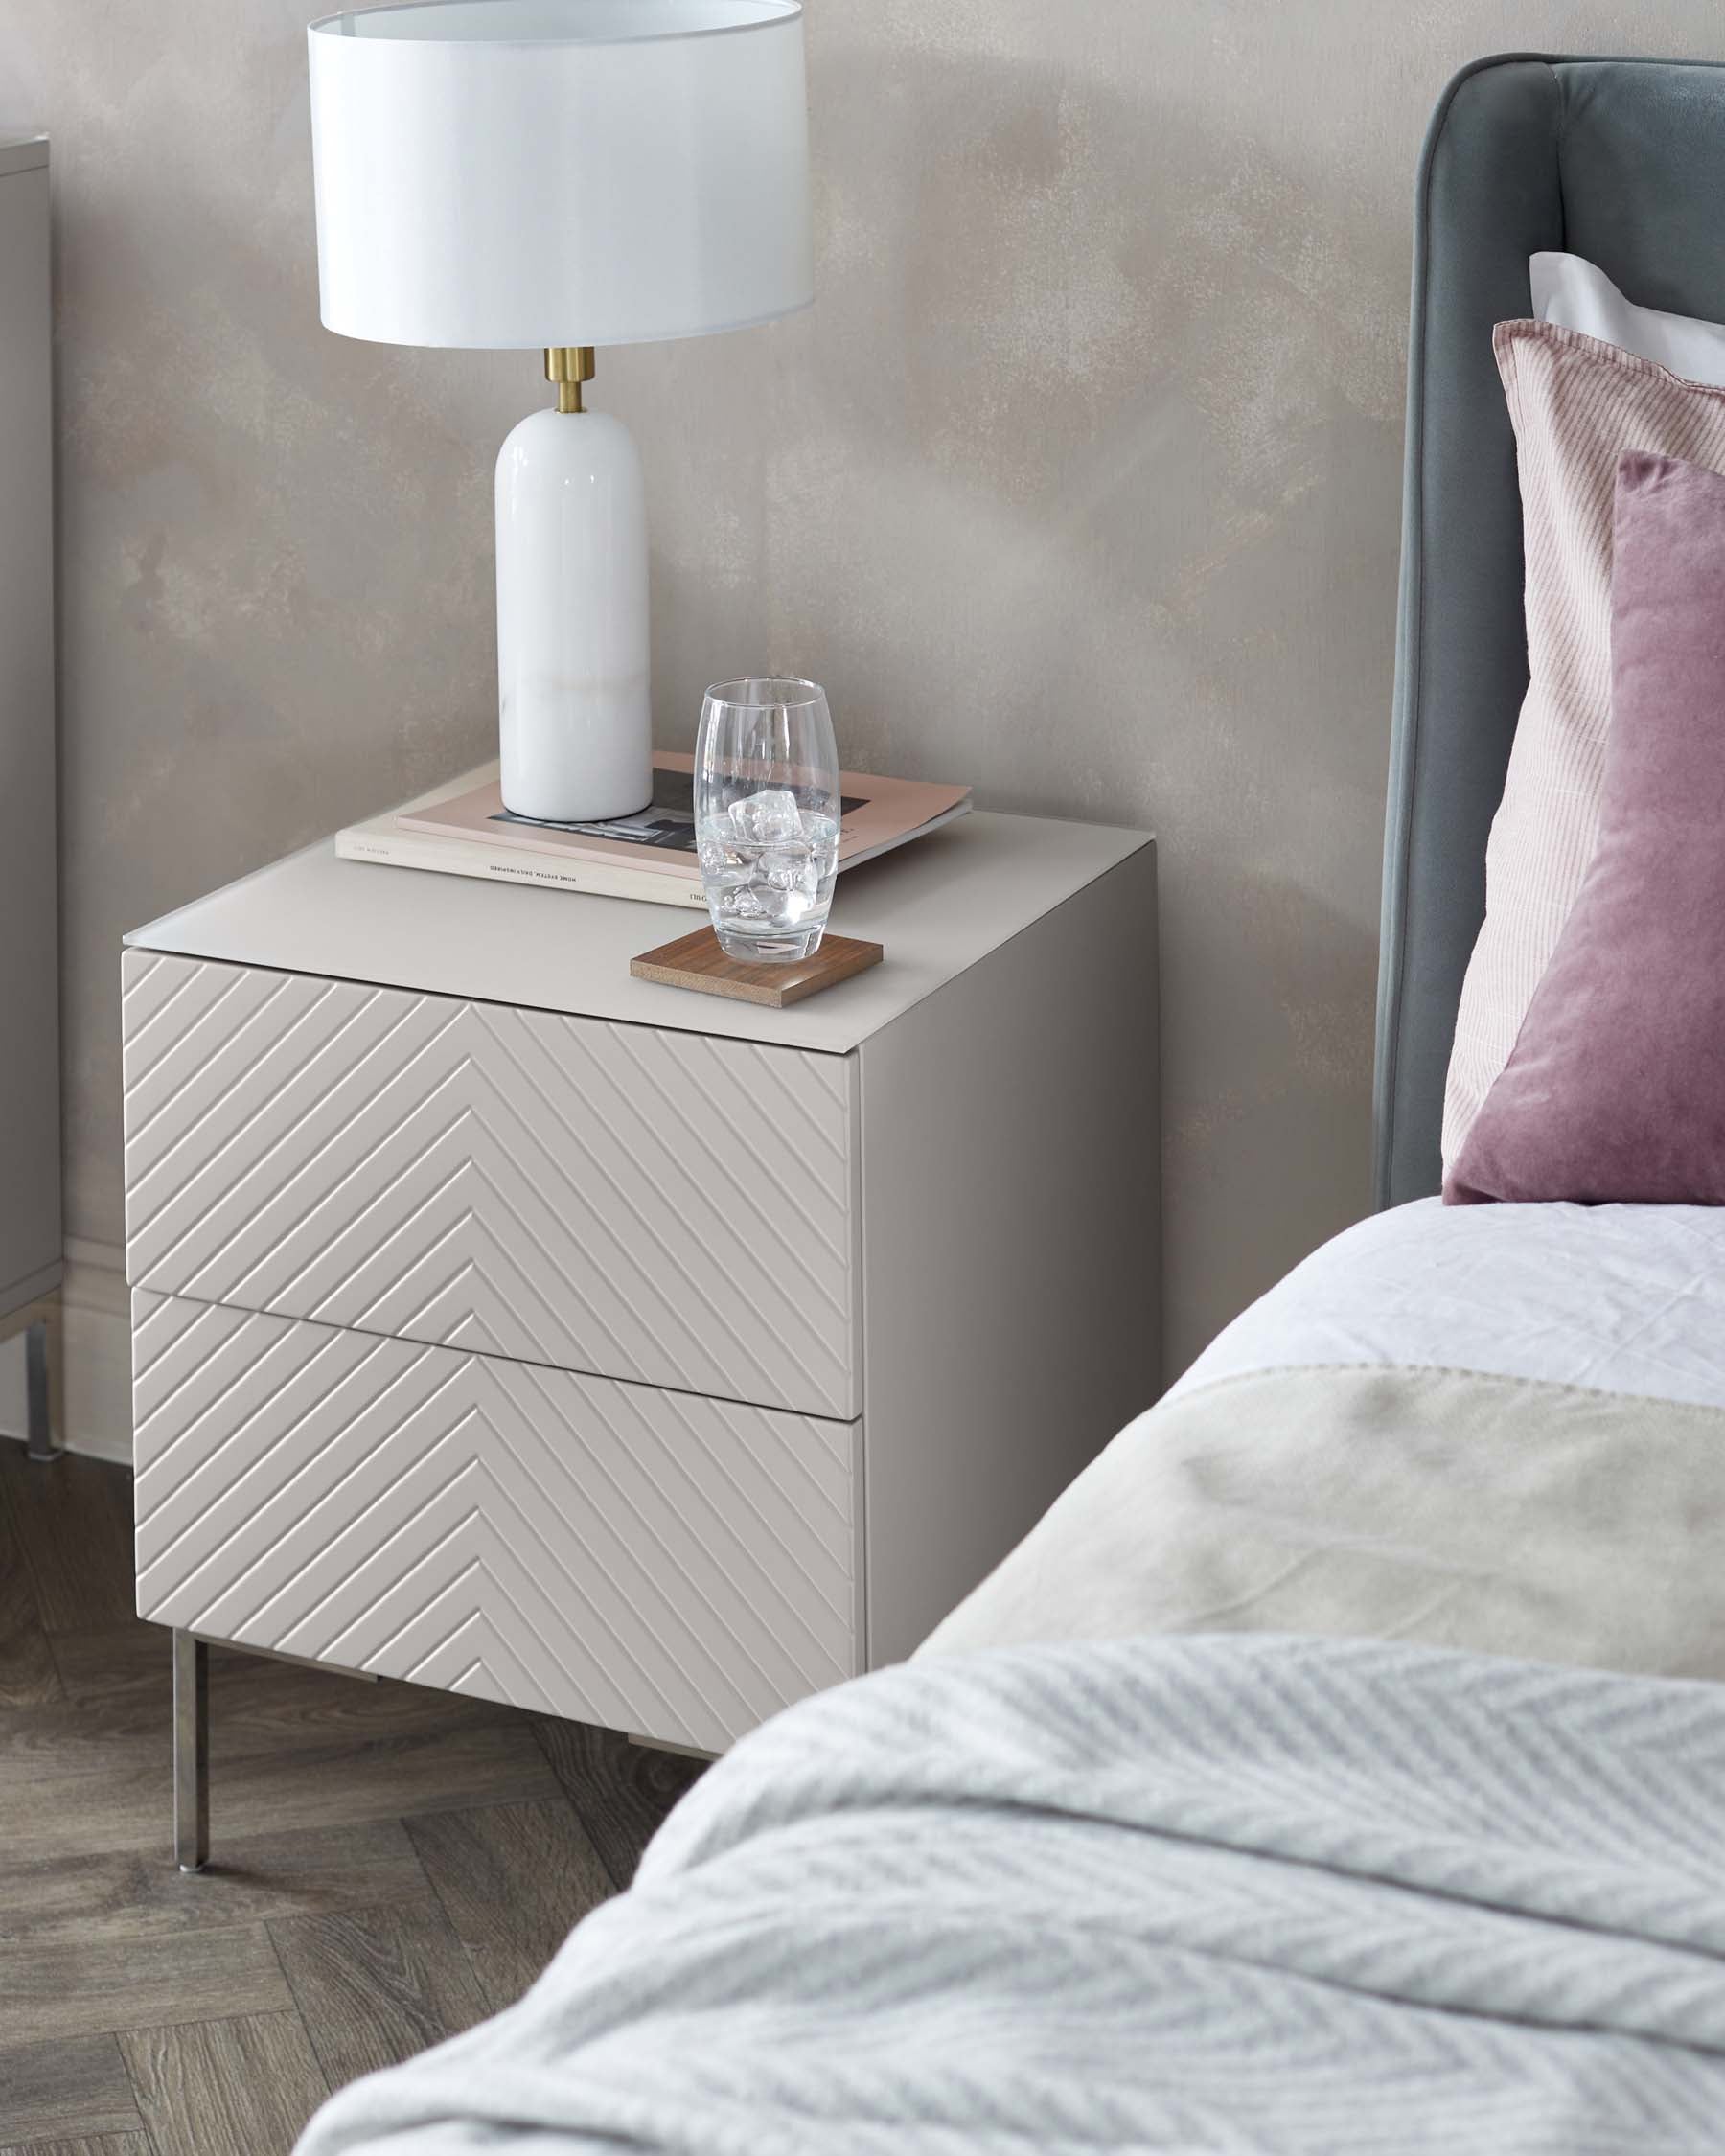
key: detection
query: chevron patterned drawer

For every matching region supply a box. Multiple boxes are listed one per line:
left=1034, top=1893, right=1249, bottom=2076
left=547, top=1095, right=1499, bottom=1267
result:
left=121, top=950, right=859, bottom=1418
left=131, top=1290, right=862, bottom=1753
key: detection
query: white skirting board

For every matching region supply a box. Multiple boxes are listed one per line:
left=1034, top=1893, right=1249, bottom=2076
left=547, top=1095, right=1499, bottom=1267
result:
left=0, top=1238, right=132, bottom=1463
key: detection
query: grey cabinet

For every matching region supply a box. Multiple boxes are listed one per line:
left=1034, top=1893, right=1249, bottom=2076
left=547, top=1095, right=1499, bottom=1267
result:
left=125, top=796, right=1157, bottom=1841
left=0, top=136, right=58, bottom=1326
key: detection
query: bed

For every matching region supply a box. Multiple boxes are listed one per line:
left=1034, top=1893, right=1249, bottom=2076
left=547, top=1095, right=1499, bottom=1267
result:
left=925, top=1197, right=1725, bottom=1672
left=295, top=55, right=1725, bottom=2156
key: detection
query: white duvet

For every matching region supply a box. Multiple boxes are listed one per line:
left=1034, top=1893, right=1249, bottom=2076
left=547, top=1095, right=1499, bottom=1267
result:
left=1174, top=1196, right=1725, bottom=1410
left=293, top=1198, right=1725, bottom=2156
left=924, top=1199, right=1725, bottom=1674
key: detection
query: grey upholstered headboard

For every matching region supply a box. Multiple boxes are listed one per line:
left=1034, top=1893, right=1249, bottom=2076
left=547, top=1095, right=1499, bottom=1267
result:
left=1372, top=53, right=1725, bottom=1208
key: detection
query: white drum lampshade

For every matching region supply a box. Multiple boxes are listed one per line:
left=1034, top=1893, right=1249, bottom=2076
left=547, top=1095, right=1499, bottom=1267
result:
left=308, top=0, right=814, bottom=821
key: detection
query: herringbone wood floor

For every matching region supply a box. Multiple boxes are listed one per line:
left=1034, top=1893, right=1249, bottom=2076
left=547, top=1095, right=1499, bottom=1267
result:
left=0, top=1435, right=705, bottom=2156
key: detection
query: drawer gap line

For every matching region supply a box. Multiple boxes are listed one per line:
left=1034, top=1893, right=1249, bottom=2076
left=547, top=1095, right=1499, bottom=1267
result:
left=133, top=1304, right=313, bottom=1454
left=245, top=1112, right=480, bottom=1320
left=382, top=1143, right=648, bottom=1380
left=700, top=1389, right=854, bottom=1531
left=135, top=1324, right=431, bottom=1534
left=638, top=1385, right=852, bottom=1638
left=131, top=1291, right=236, bottom=1392
left=469, top=1031, right=832, bottom=1411
left=136, top=1280, right=857, bottom=1429
left=342, top=1224, right=497, bottom=1345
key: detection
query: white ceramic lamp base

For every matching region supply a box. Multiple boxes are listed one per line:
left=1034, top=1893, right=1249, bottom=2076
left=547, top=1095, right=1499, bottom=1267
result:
left=495, top=405, right=652, bottom=823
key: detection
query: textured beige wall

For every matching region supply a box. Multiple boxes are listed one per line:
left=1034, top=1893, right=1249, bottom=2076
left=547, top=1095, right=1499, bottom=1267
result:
left=12, top=2, right=1725, bottom=1378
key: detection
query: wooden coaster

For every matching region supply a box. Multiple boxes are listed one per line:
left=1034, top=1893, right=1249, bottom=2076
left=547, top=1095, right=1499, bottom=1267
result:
left=631, top=925, right=884, bottom=1007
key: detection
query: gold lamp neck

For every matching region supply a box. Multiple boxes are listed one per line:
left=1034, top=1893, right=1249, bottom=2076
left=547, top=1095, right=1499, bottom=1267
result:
left=545, top=346, right=595, bottom=414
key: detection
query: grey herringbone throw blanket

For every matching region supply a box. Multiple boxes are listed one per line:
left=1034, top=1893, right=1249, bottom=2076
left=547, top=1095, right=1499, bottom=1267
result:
left=297, top=1634, right=1725, bottom=2154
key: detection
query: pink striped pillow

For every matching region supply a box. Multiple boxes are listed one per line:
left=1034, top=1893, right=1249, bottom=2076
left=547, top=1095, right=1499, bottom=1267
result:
left=1446, top=451, right=1725, bottom=1206
left=1442, top=322, right=1725, bottom=1168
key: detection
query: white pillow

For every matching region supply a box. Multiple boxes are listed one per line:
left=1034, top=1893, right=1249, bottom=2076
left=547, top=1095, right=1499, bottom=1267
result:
left=1531, top=251, right=1725, bottom=386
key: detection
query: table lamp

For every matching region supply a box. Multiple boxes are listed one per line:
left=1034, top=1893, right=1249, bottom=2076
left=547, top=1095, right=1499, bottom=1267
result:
left=307, top=0, right=814, bottom=823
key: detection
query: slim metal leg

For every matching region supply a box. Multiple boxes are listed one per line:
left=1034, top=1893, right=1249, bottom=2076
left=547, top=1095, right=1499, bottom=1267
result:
left=24, top=1317, right=55, bottom=1463
left=173, top=1630, right=209, bottom=1871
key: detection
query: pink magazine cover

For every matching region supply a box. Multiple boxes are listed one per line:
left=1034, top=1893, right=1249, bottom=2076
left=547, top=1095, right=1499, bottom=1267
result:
left=397, top=751, right=971, bottom=878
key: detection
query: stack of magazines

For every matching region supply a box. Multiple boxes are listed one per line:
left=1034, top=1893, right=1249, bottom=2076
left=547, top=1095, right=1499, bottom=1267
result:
left=337, top=755, right=973, bottom=911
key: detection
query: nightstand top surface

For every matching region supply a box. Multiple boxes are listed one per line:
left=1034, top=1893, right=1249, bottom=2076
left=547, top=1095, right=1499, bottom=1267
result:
left=127, top=797, right=1151, bottom=1052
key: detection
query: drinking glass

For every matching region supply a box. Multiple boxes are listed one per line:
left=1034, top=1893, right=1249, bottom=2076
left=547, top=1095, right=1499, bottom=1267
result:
left=695, top=678, right=841, bottom=961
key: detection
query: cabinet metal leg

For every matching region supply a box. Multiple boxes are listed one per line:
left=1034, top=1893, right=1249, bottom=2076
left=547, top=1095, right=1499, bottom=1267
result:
left=173, top=1630, right=209, bottom=1871
left=24, top=1318, right=55, bottom=1463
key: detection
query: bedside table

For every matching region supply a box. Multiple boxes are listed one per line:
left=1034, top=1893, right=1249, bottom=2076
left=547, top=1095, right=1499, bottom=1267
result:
left=123, top=801, right=1158, bottom=1866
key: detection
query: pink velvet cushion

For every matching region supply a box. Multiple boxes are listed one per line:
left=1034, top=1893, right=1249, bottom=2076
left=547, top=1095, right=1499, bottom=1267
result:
left=1446, top=450, right=1725, bottom=1206
left=1441, top=324, right=1725, bottom=1171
